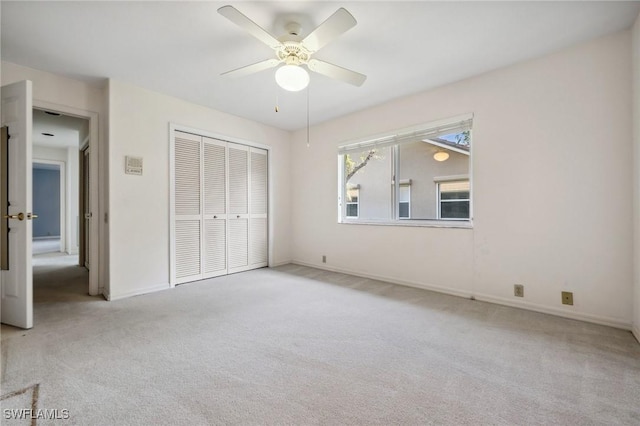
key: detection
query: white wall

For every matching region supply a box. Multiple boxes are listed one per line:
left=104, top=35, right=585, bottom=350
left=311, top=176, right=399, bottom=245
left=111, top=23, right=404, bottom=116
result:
left=107, top=80, right=291, bottom=300
left=2, top=62, right=103, bottom=113
left=291, top=31, right=634, bottom=329
left=632, top=13, right=640, bottom=341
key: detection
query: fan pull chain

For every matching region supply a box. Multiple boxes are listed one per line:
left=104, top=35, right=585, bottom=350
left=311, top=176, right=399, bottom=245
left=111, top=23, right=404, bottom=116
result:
left=275, top=88, right=279, bottom=112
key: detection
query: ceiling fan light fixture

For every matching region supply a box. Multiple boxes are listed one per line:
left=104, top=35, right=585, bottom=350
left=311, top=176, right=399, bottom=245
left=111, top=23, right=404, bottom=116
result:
left=433, top=151, right=449, bottom=162
left=275, top=65, right=309, bottom=92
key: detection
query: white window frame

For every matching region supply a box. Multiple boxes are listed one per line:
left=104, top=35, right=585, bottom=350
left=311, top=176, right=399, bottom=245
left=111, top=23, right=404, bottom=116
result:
left=345, top=185, right=360, bottom=219
left=337, top=114, right=473, bottom=228
left=398, top=180, right=411, bottom=219
left=436, top=179, right=470, bottom=220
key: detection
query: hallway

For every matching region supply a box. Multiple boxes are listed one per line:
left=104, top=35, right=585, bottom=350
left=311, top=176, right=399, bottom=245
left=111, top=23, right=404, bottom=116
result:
left=33, top=252, right=91, bottom=304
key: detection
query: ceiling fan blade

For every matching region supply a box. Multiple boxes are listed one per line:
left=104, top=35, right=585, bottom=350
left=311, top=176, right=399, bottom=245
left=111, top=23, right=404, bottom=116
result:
left=308, top=59, right=366, bottom=86
left=221, top=59, right=280, bottom=78
left=302, top=8, right=357, bottom=53
left=218, top=5, right=282, bottom=50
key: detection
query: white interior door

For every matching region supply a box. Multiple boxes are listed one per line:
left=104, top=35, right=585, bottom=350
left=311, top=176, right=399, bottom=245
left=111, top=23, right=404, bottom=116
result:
left=173, top=131, right=202, bottom=284
left=82, top=146, right=90, bottom=268
left=203, top=137, right=227, bottom=278
left=1, top=80, right=33, bottom=329
left=249, top=148, right=268, bottom=267
left=227, top=143, right=249, bottom=274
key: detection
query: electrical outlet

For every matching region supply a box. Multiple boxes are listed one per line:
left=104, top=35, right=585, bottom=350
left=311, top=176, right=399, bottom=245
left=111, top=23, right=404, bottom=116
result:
left=562, top=291, right=573, bottom=305
left=514, top=284, right=524, bottom=297
left=322, top=255, right=326, bottom=263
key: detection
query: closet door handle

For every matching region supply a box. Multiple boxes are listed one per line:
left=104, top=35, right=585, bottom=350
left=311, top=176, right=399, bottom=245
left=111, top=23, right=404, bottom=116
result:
left=236, top=215, right=240, bottom=218
left=213, top=215, right=217, bottom=219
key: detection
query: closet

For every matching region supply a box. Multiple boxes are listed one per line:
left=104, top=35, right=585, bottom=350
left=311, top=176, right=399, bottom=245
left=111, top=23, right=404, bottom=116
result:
left=171, top=130, right=268, bottom=285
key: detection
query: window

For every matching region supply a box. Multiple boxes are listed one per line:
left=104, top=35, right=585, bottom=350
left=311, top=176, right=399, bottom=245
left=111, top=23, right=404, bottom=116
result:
left=342, top=146, right=393, bottom=221
left=346, top=185, right=359, bottom=218
left=338, top=115, right=472, bottom=225
left=438, top=180, right=470, bottom=220
left=399, top=182, right=411, bottom=219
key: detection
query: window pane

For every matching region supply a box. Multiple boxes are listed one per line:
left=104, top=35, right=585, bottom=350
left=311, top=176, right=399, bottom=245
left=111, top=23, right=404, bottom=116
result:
left=344, top=146, right=392, bottom=221
left=398, top=141, right=469, bottom=220
left=437, top=131, right=471, bottom=149
left=441, top=201, right=469, bottom=219
left=339, top=119, right=471, bottom=224
left=347, top=188, right=359, bottom=202
left=440, top=191, right=469, bottom=200
left=399, top=202, right=409, bottom=218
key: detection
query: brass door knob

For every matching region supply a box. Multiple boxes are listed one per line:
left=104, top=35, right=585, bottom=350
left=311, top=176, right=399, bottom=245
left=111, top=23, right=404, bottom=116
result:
left=3, top=212, right=24, bottom=221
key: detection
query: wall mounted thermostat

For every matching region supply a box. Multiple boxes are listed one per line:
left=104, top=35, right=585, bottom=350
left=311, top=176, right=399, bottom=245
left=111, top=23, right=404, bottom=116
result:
left=125, top=156, right=143, bottom=175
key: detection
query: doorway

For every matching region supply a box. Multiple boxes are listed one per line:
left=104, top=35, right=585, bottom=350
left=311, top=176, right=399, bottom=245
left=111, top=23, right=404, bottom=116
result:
left=32, top=108, right=91, bottom=300
left=32, top=160, right=64, bottom=254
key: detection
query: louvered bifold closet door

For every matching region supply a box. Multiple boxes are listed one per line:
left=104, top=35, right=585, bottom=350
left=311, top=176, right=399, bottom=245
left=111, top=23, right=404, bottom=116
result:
left=174, top=131, right=202, bottom=283
left=228, top=143, right=249, bottom=273
left=249, top=148, right=268, bottom=267
left=203, top=137, right=227, bottom=277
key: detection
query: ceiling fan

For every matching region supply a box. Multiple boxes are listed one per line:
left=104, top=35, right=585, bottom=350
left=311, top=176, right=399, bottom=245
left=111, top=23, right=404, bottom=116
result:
left=218, top=5, right=367, bottom=92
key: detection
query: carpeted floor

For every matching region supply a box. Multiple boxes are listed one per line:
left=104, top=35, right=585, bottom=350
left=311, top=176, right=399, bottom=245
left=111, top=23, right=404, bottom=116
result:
left=1, top=259, right=639, bottom=425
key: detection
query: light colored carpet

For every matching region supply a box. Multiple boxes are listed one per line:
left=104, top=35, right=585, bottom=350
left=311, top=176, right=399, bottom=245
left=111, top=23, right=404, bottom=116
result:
left=1, top=261, right=639, bottom=425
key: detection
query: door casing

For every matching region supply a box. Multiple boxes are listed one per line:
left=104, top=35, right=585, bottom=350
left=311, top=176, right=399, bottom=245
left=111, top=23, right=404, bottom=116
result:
left=34, top=100, right=101, bottom=296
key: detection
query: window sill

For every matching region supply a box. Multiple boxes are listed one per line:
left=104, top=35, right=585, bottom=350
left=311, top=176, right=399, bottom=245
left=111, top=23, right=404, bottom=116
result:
left=338, top=219, right=473, bottom=229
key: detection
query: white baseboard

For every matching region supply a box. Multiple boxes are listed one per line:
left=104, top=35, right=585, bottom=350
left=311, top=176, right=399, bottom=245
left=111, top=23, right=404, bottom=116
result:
left=291, top=260, right=473, bottom=299
left=269, top=260, right=292, bottom=268
left=474, top=292, right=632, bottom=330
left=291, top=260, right=633, bottom=331
left=633, top=326, right=640, bottom=344
left=106, top=283, right=170, bottom=301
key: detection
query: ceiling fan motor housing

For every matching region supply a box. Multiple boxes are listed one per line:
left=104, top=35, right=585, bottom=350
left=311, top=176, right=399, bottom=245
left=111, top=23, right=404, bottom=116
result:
left=284, top=22, right=302, bottom=37
left=277, top=42, right=311, bottom=66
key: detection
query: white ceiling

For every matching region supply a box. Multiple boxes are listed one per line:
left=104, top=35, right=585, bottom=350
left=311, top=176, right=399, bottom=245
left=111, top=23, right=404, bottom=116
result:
left=2, top=1, right=639, bottom=131
left=33, top=109, right=88, bottom=149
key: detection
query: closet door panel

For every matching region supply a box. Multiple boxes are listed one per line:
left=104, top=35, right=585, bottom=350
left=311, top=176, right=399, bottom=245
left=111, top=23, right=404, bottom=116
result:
left=175, top=220, right=201, bottom=280
left=228, top=218, right=248, bottom=270
left=204, top=219, right=226, bottom=275
left=228, top=144, right=248, bottom=215
left=174, top=132, right=201, bottom=216
left=250, top=217, right=267, bottom=265
left=202, top=138, right=228, bottom=277
left=173, top=131, right=202, bottom=283
left=203, top=139, right=226, bottom=216
left=249, top=148, right=268, bottom=266
left=251, top=149, right=267, bottom=215
left=228, top=143, right=249, bottom=271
